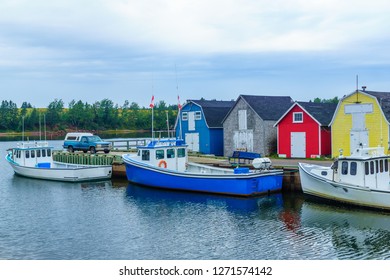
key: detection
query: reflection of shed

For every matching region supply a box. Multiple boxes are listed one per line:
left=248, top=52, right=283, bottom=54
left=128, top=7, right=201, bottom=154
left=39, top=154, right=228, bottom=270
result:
left=175, top=99, right=234, bottom=156
left=222, top=95, right=293, bottom=157
left=330, top=89, right=390, bottom=157
left=274, top=101, right=336, bottom=158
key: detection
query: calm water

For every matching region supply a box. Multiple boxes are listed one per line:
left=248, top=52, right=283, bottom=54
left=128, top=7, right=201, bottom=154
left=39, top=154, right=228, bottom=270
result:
left=1, top=140, right=390, bottom=260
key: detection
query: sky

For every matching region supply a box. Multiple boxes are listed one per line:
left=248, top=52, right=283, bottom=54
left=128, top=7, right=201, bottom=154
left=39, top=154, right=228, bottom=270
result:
left=1, top=0, right=390, bottom=108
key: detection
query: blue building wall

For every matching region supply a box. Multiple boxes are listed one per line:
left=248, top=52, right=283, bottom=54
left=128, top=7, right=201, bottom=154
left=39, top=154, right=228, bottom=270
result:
left=175, top=102, right=224, bottom=156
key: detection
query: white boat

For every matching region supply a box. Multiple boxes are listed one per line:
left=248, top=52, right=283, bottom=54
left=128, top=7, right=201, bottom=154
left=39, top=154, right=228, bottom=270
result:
left=6, top=141, right=112, bottom=182
left=298, top=146, right=390, bottom=210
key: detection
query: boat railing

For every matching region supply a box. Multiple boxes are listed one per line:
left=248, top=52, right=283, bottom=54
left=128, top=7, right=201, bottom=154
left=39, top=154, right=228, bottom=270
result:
left=17, top=141, right=49, bottom=149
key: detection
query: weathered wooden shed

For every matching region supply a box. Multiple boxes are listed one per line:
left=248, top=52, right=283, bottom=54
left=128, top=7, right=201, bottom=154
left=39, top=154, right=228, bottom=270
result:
left=222, top=95, right=293, bottom=157
left=175, top=99, right=235, bottom=156
left=274, top=101, right=336, bottom=158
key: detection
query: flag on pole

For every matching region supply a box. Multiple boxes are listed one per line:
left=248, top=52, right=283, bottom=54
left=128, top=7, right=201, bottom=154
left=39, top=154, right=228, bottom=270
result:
left=178, top=95, right=182, bottom=110
left=149, top=95, right=155, bottom=108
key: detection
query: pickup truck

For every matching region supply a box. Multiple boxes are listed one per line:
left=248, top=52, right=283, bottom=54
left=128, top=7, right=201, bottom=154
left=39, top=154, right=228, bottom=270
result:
left=63, top=132, right=112, bottom=154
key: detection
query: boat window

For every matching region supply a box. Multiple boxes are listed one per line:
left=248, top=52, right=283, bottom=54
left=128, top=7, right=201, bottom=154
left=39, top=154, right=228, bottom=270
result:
left=47, top=149, right=51, bottom=157
left=167, top=149, right=175, bottom=159
left=142, top=150, right=150, bottom=161
left=386, top=160, right=389, bottom=172
left=31, top=150, right=35, bottom=158
left=42, top=149, right=46, bottom=157
left=365, top=162, right=369, bottom=175
left=321, top=171, right=327, bottom=176
left=370, top=161, right=375, bottom=174
left=376, top=160, right=379, bottom=174
left=177, top=148, right=186, bottom=158
left=380, top=160, right=384, bottom=173
left=156, top=150, right=165, bottom=160
left=25, top=150, right=30, bottom=159
left=37, top=149, right=41, bottom=157
left=341, top=161, right=348, bottom=175
left=350, top=162, right=357, bottom=175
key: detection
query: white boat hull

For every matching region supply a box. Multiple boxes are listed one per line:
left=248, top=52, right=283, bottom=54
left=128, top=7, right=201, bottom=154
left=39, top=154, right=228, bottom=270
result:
left=8, top=158, right=112, bottom=182
left=299, top=163, right=390, bottom=210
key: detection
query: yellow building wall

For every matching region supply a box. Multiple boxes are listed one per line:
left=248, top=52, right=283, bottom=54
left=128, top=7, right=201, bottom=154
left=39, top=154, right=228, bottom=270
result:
left=331, top=92, right=389, bottom=157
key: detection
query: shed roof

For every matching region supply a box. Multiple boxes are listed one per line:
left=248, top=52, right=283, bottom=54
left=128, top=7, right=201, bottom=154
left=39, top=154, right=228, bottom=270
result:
left=363, top=91, right=390, bottom=121
left=240, top=95, right=293, bottom=121
left=188, top=99, right=235, bottom=128
left=297, top=101, right=337, bottom=126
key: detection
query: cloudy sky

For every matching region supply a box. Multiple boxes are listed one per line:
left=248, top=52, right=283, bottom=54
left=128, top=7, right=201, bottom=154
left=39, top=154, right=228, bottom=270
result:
left=1, top=0, right=390, bottom=108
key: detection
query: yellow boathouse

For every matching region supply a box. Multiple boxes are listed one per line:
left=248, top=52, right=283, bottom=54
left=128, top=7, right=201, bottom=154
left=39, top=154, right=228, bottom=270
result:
left=330, top=89, right=390, bottom=157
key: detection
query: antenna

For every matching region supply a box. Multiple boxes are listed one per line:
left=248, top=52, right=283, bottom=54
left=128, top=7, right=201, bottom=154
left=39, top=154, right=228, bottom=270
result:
left=356, top=75, right=360, bottom=103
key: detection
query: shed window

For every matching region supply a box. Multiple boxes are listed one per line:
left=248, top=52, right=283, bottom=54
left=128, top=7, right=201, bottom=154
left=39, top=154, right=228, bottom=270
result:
left=156, top=150, right=165, bottom=160
left=350, top=162, right=357, bottom=175
left=182, top=112, right=188, bottom=121
left=293, top=112, right=303, bottom=123
left=194, top=111, right=202, bottom=120
left=238, top=110, right=247, bottom=130
left=341, top=161, right=348, bottom=175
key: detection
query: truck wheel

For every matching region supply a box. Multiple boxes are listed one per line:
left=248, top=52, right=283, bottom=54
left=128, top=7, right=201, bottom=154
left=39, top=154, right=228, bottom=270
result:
left=90, top=147, right=96, bottom=154
left=68, top=146, right=74, bottom=153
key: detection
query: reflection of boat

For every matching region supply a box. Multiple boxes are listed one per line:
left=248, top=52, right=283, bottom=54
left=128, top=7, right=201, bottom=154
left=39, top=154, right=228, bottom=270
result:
left=122, top=139, right=283, bottom=196
left=299, top=146, right=390, bottom=210
left=6, top=141, right=112, bottom=182
left=126, top=183, right=283, bottom=213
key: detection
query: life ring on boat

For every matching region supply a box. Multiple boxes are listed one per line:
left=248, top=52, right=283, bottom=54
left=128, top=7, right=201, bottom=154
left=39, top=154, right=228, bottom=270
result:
left=158, top=160, right=167, bottom=168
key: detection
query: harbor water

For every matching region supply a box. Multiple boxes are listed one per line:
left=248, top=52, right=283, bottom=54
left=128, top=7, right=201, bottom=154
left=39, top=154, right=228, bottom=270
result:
left=1, top=140, right=390, bottom=260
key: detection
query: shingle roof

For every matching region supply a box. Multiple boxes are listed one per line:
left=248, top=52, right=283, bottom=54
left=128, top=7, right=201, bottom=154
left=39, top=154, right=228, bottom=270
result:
left=240, top=95, right=293, bottom=120
left=189, top=99, right=235, bottom=128
left=362, top=91, right=390, bottom=121
left=297, top=101, right=337, bottom=126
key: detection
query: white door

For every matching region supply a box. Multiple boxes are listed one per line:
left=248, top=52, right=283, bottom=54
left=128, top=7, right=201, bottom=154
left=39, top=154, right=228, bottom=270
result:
left=291, top=132, right=306, bottom=158
left=185, top=133, right=199, bottom=152
left=233, top=130, right=253, bottom=151
left=188, top=112, right=195, bottom=131
left=350, top=130, right=369, bottom=152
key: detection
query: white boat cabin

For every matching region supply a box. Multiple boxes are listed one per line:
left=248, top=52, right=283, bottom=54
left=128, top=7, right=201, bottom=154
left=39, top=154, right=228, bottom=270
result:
left=10, top=141, right=54, bottom=168
left=135, top=139, right=188, bottom=172
left=317, top=147, right=390, bottom=190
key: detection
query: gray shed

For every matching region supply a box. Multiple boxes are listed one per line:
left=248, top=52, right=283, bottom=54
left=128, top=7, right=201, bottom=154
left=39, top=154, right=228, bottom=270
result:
left=222, top=94, right=293, bottom=157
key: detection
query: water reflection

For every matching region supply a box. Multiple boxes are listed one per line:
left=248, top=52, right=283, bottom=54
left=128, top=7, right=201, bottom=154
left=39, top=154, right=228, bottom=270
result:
left=125, top=183, right=284, bottom=214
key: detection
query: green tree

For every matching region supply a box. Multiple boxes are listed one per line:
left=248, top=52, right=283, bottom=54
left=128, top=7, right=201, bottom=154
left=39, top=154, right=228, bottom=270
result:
left=46, top=99, right=64, bottom=129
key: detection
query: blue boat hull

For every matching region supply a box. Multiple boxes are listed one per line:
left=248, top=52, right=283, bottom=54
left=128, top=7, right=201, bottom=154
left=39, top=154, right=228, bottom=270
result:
left=123, top=159, right=283, bottom=196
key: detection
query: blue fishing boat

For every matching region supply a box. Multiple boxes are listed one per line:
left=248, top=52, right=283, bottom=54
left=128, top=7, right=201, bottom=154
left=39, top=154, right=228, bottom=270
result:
left=122, top=139, right=283, bottom=196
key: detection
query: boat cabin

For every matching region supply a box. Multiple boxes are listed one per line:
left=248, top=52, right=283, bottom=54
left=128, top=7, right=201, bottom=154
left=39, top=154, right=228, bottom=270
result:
left=135, top=139, right=188, bottom=172
left=332, top=147, right=390, bottom=190
left=10, top=141, right=54, bottom=168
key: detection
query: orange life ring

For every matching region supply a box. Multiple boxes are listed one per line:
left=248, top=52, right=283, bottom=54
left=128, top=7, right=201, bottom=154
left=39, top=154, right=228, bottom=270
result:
left=158, top=160, right=167, bottom=168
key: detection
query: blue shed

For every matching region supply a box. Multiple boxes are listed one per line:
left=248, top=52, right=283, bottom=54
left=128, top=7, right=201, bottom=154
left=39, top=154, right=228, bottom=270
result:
left=175, top=99, right=235, bottom=156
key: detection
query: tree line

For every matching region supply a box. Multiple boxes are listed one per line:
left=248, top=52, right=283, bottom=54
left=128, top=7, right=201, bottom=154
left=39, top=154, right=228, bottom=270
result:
left=0, top=99, right=179, bottom=133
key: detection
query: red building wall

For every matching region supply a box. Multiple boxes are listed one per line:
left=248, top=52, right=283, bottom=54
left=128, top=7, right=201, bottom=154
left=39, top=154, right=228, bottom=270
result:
left=277, top=105, right=321, bottom=158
